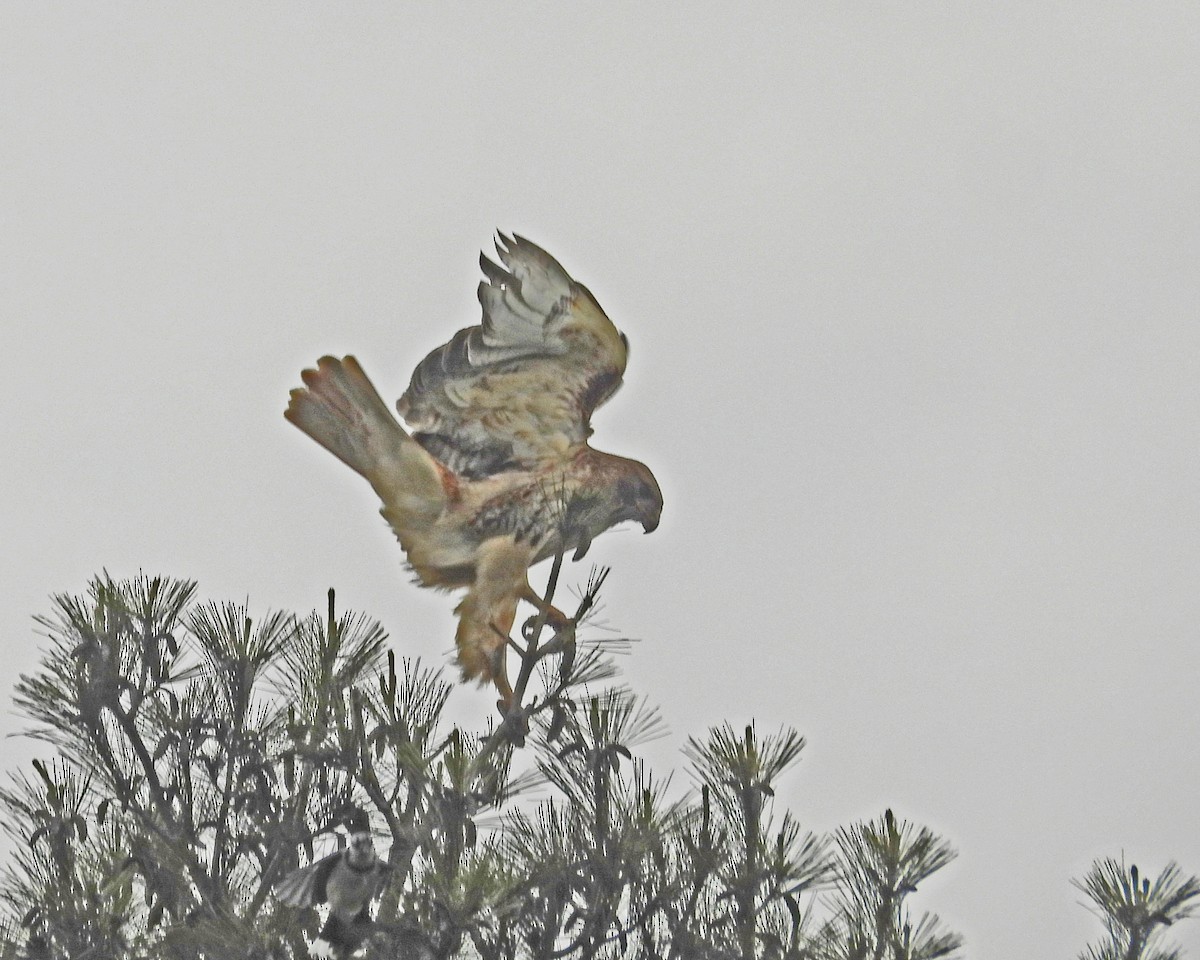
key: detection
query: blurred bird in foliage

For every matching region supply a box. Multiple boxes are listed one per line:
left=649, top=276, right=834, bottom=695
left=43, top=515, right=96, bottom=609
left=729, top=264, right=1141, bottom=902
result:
left=275, top=820, right=389, bottom=957
left=286, top=235, right=662, bottom=709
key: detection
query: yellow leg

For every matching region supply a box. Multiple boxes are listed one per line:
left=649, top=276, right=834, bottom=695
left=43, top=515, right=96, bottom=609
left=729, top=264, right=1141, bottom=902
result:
left=520, top=581, right=570, bottom=629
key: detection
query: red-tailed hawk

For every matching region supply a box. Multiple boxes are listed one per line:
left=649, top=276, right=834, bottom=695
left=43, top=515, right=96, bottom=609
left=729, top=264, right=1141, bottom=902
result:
left=286, top=235, right=662, bottom=708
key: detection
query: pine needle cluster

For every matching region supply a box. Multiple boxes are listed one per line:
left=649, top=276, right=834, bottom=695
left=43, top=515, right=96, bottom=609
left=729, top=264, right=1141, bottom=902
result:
left=0, top=570, right=1192, bottom=960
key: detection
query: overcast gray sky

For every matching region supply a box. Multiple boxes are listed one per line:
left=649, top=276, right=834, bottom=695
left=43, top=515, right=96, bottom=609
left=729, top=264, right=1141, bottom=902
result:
left=4, top=3, right=1200, bottom=956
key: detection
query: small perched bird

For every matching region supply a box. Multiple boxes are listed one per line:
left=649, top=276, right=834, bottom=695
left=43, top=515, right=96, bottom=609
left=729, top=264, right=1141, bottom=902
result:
left=286, top=235, right=662, bottom=708
left=275, top=827, right=389, bottom=957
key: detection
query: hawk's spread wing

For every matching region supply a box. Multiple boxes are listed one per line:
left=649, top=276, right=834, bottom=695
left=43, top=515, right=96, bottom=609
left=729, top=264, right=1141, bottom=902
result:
left=397, top=235, right=629, bottom=479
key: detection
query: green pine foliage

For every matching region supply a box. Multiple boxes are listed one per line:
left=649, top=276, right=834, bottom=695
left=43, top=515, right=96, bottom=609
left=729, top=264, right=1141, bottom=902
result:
left=1074, top=859, right=1200, bottom=960
left=0, top=570, right=1191, bottom=959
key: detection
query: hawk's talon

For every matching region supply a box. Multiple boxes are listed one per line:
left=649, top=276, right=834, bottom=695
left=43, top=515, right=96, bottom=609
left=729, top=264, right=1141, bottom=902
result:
left=545, top=621, right=577, bottom=651
left=535, top=617, right=576, bottom=657
left=521, top=615, right=544, bottom=642
left=523, top=612, right=576, bottom=644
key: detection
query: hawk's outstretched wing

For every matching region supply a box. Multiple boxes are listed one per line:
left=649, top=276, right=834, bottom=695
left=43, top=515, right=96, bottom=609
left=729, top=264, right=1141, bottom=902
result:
left=397, top=234, right=629, bottom=479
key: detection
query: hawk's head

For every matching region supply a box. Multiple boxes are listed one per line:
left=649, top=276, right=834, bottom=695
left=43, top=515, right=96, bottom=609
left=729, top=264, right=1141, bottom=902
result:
left=615, top=459, right=663, bottom=535
left=560, top=453, right=663, bottom=561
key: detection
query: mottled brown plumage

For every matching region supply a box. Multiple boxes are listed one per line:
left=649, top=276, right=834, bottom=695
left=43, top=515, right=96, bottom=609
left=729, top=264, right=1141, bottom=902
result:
left=286, top=235, right=662, bottom=706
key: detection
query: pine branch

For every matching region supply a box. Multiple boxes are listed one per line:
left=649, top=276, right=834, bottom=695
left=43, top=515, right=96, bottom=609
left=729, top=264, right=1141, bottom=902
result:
left=1074, top=858, right=1200, bottom=960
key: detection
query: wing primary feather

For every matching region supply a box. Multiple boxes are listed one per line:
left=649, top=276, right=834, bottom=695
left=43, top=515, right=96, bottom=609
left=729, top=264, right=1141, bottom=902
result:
left=479, top=252, right=509, bottom=285
left=478, top=285, right=548, bottom=344
left=499, top=284, right=545, bottom=325
left=396, top=234, right=630, bottom=475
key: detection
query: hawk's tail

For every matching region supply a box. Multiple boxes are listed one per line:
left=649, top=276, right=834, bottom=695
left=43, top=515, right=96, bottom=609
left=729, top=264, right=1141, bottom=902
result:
left=286, top=356, right=448, bottom=527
